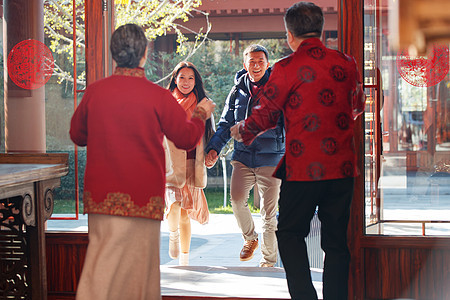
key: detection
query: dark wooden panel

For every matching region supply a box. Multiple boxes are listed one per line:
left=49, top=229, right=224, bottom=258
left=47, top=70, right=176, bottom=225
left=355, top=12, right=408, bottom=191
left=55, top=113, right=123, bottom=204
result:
left=363, top=248, right=381, bottom=298
left=364, top=247, right=450, bottom=300
left=48, top=292, right=76, bottom=300
left=362, top=236, right=450, bottom=249
left=46, top=232, right=88, bottom=294
left=399, top=249, right=413, bottom=297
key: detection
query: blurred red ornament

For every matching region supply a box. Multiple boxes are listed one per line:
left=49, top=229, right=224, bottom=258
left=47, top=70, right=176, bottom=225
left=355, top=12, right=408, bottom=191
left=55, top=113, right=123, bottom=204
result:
left=7, top=39, right=54, bottom=90
left=396, top=45, right=449, bottom=87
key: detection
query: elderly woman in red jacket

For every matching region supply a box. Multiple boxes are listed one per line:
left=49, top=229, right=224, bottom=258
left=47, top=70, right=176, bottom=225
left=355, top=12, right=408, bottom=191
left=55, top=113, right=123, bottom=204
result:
left=70, top=24, right=215, bottom=300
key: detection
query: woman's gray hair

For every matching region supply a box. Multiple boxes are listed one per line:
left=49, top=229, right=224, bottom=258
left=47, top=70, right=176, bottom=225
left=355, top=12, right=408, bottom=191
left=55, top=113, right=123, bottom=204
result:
left=110, top=24, right=148, bottom=68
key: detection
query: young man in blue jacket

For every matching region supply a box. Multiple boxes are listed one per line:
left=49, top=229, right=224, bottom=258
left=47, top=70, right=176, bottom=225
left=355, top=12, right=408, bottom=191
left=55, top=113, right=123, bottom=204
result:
left=205, top=44, right=285, bottom=267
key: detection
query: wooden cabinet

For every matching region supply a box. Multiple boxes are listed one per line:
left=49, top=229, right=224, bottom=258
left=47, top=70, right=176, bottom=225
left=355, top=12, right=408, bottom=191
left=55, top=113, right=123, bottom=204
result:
left=0, top=153, right=68, bottom=300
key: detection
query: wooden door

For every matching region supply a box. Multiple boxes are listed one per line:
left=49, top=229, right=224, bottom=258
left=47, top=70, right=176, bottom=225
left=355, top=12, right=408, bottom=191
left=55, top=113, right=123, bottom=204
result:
left=344, top=0, right=450, bottom=298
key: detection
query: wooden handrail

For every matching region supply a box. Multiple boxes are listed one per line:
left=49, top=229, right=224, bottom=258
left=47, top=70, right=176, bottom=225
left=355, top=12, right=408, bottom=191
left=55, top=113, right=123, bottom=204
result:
left=0, top=153, right=69, bottom=165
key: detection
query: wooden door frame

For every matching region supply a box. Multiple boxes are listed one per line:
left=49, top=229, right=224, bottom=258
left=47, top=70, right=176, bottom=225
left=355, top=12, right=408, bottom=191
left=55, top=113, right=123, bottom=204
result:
left=82, top=1, right=450, bottom=299
left=340, top=0, right=450, bottom=299
left=85, top=0, right=114, bottom=85
left=84, top=0, right=370, bottom=297
left=85, top=0, right=103, bottom=85
left=338, top=0, right=365, bottom=298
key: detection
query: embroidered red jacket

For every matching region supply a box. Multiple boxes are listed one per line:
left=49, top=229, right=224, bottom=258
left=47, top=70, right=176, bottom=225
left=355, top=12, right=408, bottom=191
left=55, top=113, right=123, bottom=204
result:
left=70, top=67, right=206, bottom=220
left=240, top=38, right=365, bottom=181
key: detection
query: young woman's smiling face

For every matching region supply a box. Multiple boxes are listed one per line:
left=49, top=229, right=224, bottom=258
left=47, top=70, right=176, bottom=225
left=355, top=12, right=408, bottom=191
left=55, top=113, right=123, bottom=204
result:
left=175, top=67, right=195, bottom=95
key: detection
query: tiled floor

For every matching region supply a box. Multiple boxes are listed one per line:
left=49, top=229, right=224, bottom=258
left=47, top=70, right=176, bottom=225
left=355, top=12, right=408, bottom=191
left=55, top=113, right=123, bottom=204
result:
left=161, top=266, right=291, bottom=299
left=47, top=213, right=324, bottom=299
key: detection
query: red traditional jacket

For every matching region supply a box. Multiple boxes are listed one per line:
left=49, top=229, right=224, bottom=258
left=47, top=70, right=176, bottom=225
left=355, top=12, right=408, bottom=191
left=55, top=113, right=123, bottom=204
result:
left=70, top=67, right=207, bottom=220
left=240, top=38, right=365, bottom=181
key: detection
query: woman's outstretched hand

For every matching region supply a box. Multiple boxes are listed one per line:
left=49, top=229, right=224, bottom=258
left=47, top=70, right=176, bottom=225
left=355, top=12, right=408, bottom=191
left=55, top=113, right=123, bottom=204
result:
left=197, top=97, right=216, bottom=118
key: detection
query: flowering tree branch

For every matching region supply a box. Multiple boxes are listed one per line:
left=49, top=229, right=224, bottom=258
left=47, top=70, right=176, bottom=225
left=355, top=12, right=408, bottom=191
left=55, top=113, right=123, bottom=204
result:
left=44, top=0, right=211, bottom=89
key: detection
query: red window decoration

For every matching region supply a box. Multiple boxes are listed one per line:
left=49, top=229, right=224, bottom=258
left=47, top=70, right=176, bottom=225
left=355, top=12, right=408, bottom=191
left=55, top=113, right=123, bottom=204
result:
left=396, top=45, right=449, bottom=87
left=7, top=39, right=55, bottom=90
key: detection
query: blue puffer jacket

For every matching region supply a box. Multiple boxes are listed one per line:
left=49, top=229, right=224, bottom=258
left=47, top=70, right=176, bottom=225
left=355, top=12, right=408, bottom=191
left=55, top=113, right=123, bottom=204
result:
left=205, top=68, right=285, bottom=168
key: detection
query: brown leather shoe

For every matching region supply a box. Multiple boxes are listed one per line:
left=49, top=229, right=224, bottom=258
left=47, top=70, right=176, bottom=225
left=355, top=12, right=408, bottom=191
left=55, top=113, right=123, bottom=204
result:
left=239, top=239, right=259, bottom=261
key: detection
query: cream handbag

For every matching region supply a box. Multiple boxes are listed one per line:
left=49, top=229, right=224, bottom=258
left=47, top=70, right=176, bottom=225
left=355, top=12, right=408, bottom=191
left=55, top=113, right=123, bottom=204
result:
left=164, top=136, right=187, bottom=188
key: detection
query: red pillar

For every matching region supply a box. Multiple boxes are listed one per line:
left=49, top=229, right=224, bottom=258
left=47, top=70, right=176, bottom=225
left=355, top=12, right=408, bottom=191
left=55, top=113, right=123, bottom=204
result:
left=3, top=0, right=45, bottom=152
left=234, top=33, right=240, bottom=57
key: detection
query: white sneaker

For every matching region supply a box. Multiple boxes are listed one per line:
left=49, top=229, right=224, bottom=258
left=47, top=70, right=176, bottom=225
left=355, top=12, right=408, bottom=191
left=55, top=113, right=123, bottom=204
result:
left=179, top=252, right=189, bottom=266
left=169, top=230, right=180, bottom=259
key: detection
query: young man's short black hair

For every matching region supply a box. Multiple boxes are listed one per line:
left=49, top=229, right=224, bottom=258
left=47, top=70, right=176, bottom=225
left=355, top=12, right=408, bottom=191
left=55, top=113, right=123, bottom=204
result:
left=284, top=2, right=324, bottom=38
left=243, top=44, right=269, bottom=61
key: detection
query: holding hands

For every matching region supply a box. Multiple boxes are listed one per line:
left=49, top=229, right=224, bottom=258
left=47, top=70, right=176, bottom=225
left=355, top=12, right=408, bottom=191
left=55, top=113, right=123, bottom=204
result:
left=205, top=120, right=244, bottom=168
left=205, top=150, right=219, bottom=168
left=230, top=121, right=244, bottom=142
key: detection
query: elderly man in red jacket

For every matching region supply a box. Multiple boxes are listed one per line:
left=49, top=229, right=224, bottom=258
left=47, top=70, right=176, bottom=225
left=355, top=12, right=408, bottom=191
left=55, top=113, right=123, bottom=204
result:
left=231, top=2, right=365, bottom=300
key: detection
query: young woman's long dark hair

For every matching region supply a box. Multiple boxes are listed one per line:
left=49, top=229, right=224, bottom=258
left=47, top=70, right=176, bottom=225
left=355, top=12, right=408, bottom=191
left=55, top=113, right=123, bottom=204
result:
left=167, top=61, right=214, bottom=145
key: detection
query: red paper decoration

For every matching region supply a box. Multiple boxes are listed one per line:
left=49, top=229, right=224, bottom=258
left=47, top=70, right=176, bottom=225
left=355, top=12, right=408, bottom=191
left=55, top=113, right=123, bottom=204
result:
left=7, top=39, right=55, bottom=90
left=396, top=45, right=449, bottom=87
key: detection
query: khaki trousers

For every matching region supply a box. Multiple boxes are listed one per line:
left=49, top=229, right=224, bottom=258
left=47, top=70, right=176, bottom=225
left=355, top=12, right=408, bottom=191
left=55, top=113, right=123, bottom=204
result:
left=230, top=160, right=281, bottom=265
left=76, top=214, right=161, bottom=300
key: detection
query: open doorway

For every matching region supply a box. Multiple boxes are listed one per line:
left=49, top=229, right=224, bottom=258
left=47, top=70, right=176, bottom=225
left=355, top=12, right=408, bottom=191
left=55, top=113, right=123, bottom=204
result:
left=40, top=0, right=355, bottom=299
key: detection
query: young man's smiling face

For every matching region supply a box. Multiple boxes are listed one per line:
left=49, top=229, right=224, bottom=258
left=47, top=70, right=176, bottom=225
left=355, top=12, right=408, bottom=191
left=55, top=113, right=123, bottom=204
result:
left=243, top=51, right=270, bottom=83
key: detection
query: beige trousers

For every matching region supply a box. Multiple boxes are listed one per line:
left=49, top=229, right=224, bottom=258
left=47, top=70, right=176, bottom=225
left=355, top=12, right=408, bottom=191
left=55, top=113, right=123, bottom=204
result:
left=230, top=160, right=281, bottom=265
left=76, top=214, right=161, bottom=300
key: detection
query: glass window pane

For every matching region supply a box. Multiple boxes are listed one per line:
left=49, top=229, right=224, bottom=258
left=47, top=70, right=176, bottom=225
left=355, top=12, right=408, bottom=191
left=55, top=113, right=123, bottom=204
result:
left=44, top=0, right=86, bottom=222
left=364, top=0, right=450, bottom=236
